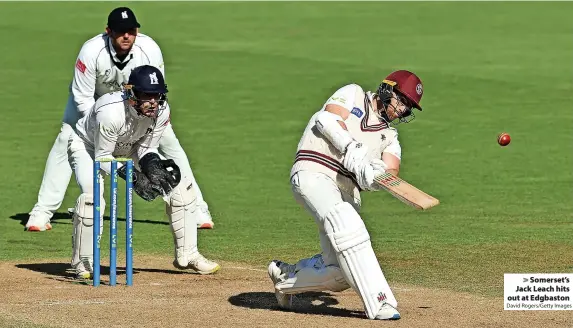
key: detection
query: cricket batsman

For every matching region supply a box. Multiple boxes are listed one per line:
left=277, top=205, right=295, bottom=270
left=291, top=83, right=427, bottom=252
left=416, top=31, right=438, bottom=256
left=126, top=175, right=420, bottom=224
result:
left=70, top=65, right=220, bottom=279
left=267, top=70, right=424, bottom=320
left=26, top=7, right=214, bottom=232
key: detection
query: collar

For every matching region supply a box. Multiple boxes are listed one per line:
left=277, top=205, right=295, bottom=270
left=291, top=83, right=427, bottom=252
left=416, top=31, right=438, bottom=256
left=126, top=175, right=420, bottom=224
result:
left=365, top=91, right=381, bottom=119
left=362, top=91, right=388, bottom=130
left=366, top=91, right=374, bottom=104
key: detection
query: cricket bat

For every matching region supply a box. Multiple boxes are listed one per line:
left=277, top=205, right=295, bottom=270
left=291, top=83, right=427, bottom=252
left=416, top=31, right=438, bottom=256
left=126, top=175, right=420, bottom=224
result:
left=373, top=172, right=439, bottom=210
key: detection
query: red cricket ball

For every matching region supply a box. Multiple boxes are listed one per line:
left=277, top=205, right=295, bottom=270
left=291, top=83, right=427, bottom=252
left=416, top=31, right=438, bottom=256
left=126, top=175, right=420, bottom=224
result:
left=497, top=133, right=511, bottom=146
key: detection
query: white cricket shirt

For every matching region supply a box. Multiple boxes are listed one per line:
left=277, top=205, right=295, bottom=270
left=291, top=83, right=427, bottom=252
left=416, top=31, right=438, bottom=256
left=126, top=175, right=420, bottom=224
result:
left=69, top=33, right=165, bottom=116
left=291, top=84, right=402, bottom=198
left=75, top=91, right=170, bottom=172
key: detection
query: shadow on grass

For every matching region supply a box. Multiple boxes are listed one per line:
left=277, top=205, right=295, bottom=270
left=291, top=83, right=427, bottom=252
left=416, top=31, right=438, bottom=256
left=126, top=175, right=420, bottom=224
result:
left=15, top=262, right=190, bottom=285
left=10, top=212, right=168, bottom=229
left=228, top=291, right=364, bottom=319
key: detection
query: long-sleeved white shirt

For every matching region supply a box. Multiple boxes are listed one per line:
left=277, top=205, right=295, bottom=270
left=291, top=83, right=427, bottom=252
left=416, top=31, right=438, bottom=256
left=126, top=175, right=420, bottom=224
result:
left=291, top=84, right=402, bottom=199
left=69, top=33, right=165, bottom=117
left=75, top=91, right=170, bottom=173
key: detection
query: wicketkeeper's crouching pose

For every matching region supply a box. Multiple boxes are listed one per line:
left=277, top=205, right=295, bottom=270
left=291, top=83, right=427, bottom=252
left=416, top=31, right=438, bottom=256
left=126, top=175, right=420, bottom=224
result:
left=69, top=65, right=220, bottom=279
left=268, top=70, right=425, bottom=320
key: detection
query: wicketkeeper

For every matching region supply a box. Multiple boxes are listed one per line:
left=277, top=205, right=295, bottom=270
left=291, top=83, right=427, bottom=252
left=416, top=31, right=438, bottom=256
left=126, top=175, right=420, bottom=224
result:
left=26, top=7, right=214, bottom=232
left=69, top=65, right=220, bottom=279
left=268, top=70, right=424, bottom=320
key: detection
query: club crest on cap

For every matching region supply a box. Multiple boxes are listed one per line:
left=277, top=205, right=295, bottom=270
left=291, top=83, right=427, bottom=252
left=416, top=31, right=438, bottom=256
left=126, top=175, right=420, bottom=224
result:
left=149, top=72, right=159, bottom=85
left=121, top=11, right=128, bottom=19
left=416, top=83, right=423, bottom=95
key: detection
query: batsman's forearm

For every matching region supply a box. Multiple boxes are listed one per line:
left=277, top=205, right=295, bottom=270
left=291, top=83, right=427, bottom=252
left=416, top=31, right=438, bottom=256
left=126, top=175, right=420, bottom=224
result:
left=315, top=110, right=354, bottom=153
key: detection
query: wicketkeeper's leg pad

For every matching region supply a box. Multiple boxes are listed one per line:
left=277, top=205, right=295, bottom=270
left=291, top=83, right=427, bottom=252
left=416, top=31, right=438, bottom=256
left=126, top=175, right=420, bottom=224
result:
left=164, top=178, right=198, bottom=267
left=324, top=202, right=397, bottom=319
left=71, top=193, right=105, bottom=270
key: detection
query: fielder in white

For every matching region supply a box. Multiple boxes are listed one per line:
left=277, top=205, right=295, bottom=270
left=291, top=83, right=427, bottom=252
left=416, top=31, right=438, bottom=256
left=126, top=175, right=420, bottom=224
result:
left=70, top=65, right=220, bottom=279
left=26, top=7, right=214, bottom=231
left=268, top=70, right=425, bottom=320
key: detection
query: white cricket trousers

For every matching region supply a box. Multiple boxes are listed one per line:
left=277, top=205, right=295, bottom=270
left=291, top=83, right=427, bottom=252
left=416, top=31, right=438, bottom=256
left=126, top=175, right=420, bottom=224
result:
left=30, top=94, right=207, bottom=217
left=290, top=170, right=361, bottom=266
left=291, top=170, right=398, bottom=313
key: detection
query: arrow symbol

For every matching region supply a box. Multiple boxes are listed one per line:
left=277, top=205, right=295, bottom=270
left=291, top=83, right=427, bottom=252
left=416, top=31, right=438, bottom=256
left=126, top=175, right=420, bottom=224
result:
left=523, top=278, right=528, bottom=283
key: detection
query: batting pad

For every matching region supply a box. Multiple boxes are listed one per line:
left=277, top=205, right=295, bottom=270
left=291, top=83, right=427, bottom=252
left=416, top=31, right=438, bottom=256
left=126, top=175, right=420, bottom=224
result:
left=324, top=202, right=397, bottom=319
left=165, top=179, right=198, bottom=267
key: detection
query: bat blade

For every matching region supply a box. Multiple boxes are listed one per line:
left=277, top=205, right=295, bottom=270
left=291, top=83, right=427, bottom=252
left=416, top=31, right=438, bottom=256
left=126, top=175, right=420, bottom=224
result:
left=373, top=173, right=439, bottom=210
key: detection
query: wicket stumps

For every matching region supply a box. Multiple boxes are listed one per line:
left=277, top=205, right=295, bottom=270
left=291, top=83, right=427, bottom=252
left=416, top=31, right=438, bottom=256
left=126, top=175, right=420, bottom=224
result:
left=93, top=158, right=134, bottom=287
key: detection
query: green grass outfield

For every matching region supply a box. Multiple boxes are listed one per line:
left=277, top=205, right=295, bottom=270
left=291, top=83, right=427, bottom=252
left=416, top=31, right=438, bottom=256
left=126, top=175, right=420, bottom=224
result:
left=0, top=2, right=571, bottom=297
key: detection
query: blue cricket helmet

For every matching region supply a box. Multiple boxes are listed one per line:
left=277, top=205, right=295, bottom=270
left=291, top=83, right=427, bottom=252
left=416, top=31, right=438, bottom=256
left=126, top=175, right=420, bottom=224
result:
left=128, top=65, right=168, bottom=94
left=126, top=65, right=168, bottom=118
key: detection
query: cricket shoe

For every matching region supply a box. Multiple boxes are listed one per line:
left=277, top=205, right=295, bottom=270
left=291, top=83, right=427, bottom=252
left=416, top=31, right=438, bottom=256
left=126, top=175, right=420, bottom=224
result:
left=196, top=203, right=214, bottom=229
left=25, top=212, right=52, bottom=232
left=268, top=260, right=295, bottom=309
left=375, top=303, right=401, bottom=320
left=174, top=252, right=220, bottom=275
left=74, top=258, right=93, bottom=280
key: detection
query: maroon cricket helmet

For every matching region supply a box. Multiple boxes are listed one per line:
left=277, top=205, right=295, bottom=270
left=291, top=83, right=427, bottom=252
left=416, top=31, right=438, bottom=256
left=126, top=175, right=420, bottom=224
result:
left=383, top=70, right=424, bottom=110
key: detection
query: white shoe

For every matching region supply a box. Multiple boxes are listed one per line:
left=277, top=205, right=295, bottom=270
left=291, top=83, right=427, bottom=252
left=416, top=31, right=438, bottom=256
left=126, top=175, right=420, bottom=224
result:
left=196, top=203, right=214, bottom=229
left=25, top=212, right=52, bottom=232
left=268, top=260, right=295, bottom=309
left=174, top=252, right=220, bottom=275
left=74, top=258, right=93, bottom=280
left=375, top=303, right=401, bottom=320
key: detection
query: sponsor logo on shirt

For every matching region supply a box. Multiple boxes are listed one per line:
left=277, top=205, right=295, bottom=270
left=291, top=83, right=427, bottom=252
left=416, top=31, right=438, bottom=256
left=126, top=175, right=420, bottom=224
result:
left=76, top=59, right=87, bottom=74
left=103, top=80, right=122, bottom=90
left=351, top=107, right=363, bottom=118
left=330, top=96, right=346, bottom=104
left=116, top=141, right=134, bottom=148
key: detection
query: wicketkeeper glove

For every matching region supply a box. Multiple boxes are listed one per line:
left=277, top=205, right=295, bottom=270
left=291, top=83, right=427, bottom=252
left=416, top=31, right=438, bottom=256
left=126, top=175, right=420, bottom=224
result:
left=117, top=165, right=163, bottom=202
left=139, top=153, right=182, bottom=196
